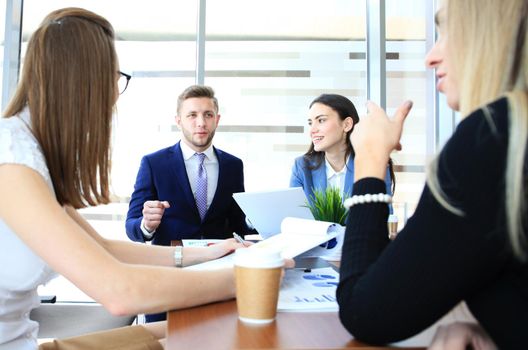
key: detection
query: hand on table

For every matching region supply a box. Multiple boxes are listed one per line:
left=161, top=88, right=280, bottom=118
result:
left=206, top=238, right=248, bottom=260
left=428, top=322, right=497, bottom=350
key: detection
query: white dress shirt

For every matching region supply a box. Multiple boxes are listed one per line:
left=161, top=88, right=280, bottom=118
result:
left=325, top=158, right=347, bottom=196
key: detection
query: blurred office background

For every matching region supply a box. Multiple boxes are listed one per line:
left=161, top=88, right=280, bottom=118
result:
left=1, top=0, right=456, bottom=245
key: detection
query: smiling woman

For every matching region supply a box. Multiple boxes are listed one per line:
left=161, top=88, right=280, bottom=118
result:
left=290, top=94, right=395, bottom=206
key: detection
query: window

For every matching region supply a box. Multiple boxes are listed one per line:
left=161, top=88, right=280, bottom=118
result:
left=204, top=0, right=367, bottom=191
left=21, top=0, right=198, bottom=239
left=386, top=0, right=428, bottom=222
left=0, top=0, right=5, bottom=101
left=10, top=0, right=439, bottom=301
left=16, top=0, right=435, bottom=237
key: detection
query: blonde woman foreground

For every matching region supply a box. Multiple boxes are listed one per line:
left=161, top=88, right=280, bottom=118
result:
left=0, top=8, right=254, bottom=350
left=337, top=0, right=528, bottom=349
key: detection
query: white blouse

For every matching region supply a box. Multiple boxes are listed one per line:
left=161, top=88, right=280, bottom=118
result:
left=325, top=158, right=347, bottom=196
left=0, top=109, right=57, bottom=350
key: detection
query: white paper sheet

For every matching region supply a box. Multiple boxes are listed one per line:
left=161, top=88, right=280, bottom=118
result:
left=248, top=217, right=339, bottom=258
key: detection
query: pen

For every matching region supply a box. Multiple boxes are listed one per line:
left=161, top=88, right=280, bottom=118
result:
left=233, top=232, right=248, bottom=247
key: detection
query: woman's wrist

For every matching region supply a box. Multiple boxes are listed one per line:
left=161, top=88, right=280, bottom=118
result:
left=205, top=245, right=220, bottom=261
left=177, top=246, right=210, bottom=267
left=353, top=154, right=388, bottom=181
left=173, top=246, right=183, bottom=267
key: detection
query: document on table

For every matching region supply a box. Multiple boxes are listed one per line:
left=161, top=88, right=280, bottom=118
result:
left=278, top=267, right=339, bottom=312
left=184, top=217, right=340, bottom=270
left=181, top=239, right=223, bottom=247
left=248, top=217, right=340, bottom=259
left=184, top=253, right=235, bottom=270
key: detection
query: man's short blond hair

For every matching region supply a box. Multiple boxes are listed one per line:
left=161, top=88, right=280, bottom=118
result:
left=177, top=85, right=219, bottom=114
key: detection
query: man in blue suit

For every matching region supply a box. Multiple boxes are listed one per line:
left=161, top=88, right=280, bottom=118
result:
left=126, top=85, right=249, bottom=321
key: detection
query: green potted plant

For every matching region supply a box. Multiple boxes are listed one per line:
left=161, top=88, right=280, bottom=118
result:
left=304, top=186, right=347, bottom=259
left=305, top=187, right=348, bottom=225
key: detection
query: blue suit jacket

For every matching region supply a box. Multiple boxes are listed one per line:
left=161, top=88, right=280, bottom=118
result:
left=126, top=142, right=248, bottom=246
left=289, top=155, right=393, bottom=203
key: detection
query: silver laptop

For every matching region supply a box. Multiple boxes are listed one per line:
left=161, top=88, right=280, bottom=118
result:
left=233, top=187, right=314, bottom=239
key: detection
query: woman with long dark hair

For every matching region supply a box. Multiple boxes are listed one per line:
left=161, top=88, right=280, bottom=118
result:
left=290, top=94, right=394, bottom=204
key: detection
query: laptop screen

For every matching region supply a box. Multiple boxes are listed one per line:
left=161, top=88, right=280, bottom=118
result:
left=233, top=187, right=314, bottom=239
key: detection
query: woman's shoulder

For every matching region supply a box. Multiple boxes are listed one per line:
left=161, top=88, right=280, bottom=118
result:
left=439, top=97, right=509, bottom=185
left=293, top=153, right=307, bottom=161
left=290, top=154, right=303, bottom=168
left=456, top=97, right=509, bottom=141
left=0, top=114, right=52, bottom=186
left=293, top=154, right=321, bottom=171
left=0, top=115, right=37, bottom=159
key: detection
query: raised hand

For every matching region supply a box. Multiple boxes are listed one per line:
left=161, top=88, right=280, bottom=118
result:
left=142, top=200, right=170, bottom=232
left=351, top=100, right=413, bottom=181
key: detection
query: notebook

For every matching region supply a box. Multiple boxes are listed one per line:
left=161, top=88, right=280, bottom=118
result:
left=233, top=187, right=314, bottom=239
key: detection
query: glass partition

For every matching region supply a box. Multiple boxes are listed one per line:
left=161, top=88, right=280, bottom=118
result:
left=21, top=0, right=200, bottom=302
left=204, top=0, right=367, bottom=191
left=21, top=0, right=198, bottom=239
left=11, top=0, right=439, bottom=302
left=22, top=0, right=198, bottom=201
left=16, top=0, right=434, bottom=234
left=385, top=0, right=428, bottom=220
left=0, top=0, right=7, bottom=103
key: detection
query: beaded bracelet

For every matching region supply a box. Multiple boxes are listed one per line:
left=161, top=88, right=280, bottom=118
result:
left=343, top=193, right=392, bottom=209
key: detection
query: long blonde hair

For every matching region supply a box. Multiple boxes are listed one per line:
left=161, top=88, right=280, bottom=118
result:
left=427, top=0, right=528, bottom=259
left=3, top=8, right=117, bottom=208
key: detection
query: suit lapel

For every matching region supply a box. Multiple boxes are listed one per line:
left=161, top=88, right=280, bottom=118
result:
left=169, top=142, right=200, bottom=214
left=312, top=164, right=327, bottom=194
left=205, top=147, right=223, bottom=219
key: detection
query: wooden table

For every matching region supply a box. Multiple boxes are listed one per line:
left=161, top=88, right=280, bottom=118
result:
left=167, top=255, right=423, bottom=350
left=167, top=298, right=425, bottom=350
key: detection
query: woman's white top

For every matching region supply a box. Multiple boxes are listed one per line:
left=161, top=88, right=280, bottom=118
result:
left=0, top=109, right=57, bottom=349
left=325, top=158, right=347, bottom=195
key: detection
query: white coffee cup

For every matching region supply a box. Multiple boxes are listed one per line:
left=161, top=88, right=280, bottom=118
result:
left=234, top=248, right=284, bottom=324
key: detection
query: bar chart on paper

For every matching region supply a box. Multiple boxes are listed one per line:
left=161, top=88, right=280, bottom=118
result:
left=278, top=267, right=339, bottom=312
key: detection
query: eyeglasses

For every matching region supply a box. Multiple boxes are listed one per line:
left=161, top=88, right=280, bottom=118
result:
left=118, top=71, right=132, bottom=94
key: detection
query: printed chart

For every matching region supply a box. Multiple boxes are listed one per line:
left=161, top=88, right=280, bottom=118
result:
left=278, top=267, right=339, bottom=312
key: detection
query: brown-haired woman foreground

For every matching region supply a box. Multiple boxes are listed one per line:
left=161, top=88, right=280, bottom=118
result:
left=337, top=0, right=528, bottom=349
left=0, top=8, right=250, bottom=349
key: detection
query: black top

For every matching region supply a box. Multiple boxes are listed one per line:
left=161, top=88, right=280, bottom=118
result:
left=337, top=97, right=528, bottom=349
